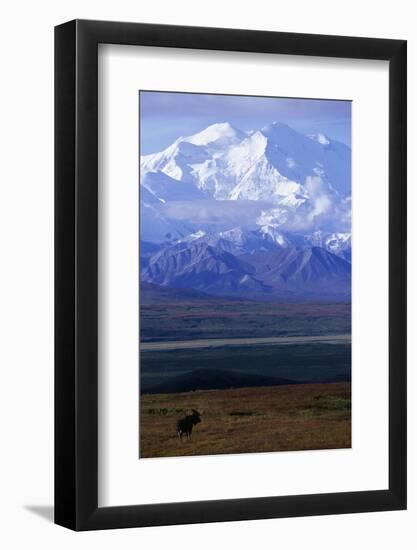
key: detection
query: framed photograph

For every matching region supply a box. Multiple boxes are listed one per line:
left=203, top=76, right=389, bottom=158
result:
left=55, top=19, right=406, bottom=530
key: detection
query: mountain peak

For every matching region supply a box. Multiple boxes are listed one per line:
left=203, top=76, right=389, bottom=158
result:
left=209, top=121, right=237, bottom=131
left=185, top=122, right=245, bottom=147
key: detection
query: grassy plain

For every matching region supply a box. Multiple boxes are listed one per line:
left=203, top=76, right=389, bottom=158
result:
left=140, top=298, right=351, bottom=342
left=140, top=382, right=351, bottom=458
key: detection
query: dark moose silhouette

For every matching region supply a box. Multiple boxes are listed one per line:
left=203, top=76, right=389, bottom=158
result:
left=177, top=409, right=201, bottom=440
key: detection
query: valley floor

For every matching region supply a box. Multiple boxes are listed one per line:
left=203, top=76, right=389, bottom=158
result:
left=140, top=298, right=351, bottom=343
left=139, top=382, right=351, bottom=458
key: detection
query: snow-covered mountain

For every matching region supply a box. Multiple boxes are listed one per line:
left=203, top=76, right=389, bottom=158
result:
left=140, top=120, right=351, bottom=242
left=140, top=120, right=351, bottom=299
left=182, top=122, right=246, bottom=153
left=304, top=231, right=352, bottom=262
left=140, top=122, right=246, bottom=196
left=141, top=121, right=350, bottom=201
left=141, top=170, right=206, bottom=202
left=226, top=122, right=350, bottom=202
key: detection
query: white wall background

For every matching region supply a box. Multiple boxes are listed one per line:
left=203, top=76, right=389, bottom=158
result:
left=0, top=1, right=415, bottom=548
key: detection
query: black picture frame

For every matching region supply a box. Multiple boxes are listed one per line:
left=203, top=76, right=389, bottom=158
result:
left=55, top=19, right=407, bottom=531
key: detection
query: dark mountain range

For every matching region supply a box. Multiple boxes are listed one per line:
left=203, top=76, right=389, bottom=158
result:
left=141, top=237, right=351, bottom=300
left=241, top=246, right=351, bottom=298
left=141, top=240, right=271, bottom=297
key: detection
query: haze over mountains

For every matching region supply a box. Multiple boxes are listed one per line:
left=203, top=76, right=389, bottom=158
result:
left=140, top=121, right=351, bottom=300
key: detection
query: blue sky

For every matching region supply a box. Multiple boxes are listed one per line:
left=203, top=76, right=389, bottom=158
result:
left=139, top=91, right=351, bottom=154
